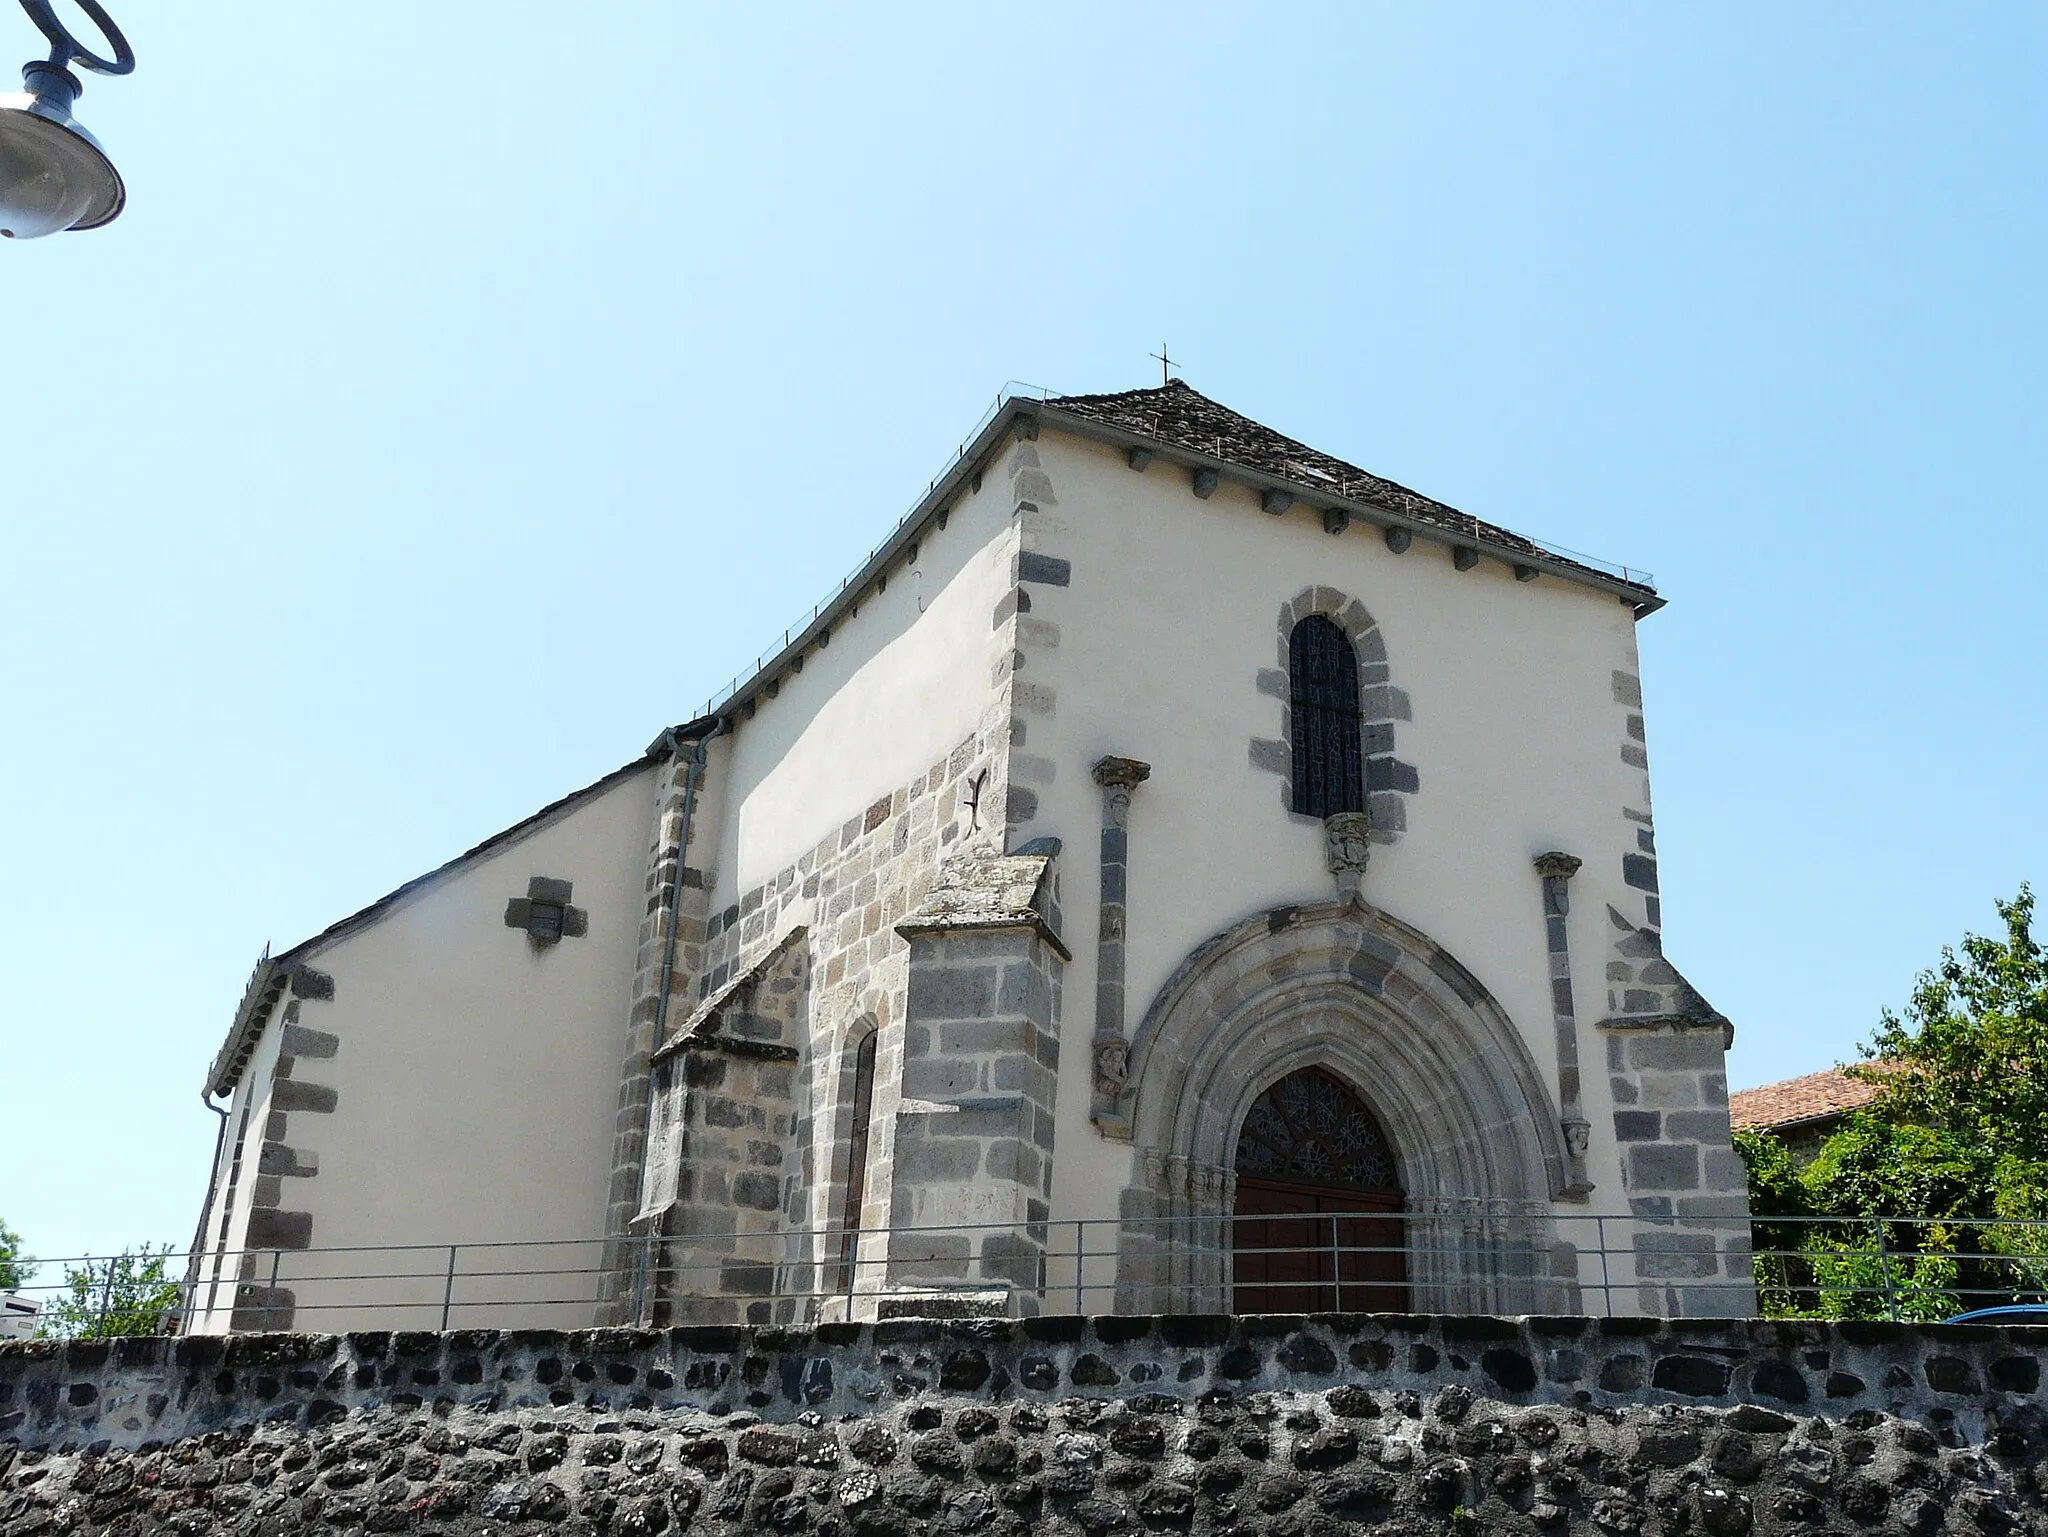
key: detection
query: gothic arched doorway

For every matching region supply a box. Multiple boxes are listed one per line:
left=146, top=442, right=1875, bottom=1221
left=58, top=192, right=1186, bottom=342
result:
left=1232, top=1066, right=1409, bottom=1312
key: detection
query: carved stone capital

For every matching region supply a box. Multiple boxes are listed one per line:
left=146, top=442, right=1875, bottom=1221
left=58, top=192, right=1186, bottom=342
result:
left=1092, top=756, right=1153, bottom=792
left=1533, top=851, right=1583, bottom=881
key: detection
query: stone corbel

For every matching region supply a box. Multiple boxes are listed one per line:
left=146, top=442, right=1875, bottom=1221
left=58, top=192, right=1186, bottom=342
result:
left=1090, top=755, right=1151, bottom=1137
left=1534, top=852, right=1595, bottom=1199
left=1324, top=811, right=1372, bottom=901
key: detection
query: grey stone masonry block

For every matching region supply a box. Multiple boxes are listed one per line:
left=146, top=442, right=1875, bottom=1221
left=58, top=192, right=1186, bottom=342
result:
left=1365, top=756, right=1421, bottom=794
left=907, top=964, right=998, bottom=1019
left=1248, top=737, right=1291, bottom=775
left=1635, top=1072, right=1701, bottom=1108
left=242, top=1208, right=313, bottom=1249
left=939, top=1018, right=1036, bottom=1055
left=1012, top=682, right=1057, bottom=716
left=1613, top=1110, right=1661, bottom=1141
left=269, top=1080, right=337, bottom=1115
left=1628, top=1143, right=1700, bottom=1191
left=1360, top=684, right=1412, bottom=721
left=996, top=960, right=1052, bottom=1017
left=1016, top=552, right=1071, bottom=587
left=1633, top=1233, right=1721, bottom=1280
left=1678, top=1194, right=1753, bottom=1219
left=1701, top=1147, right=1750, bottom=1192
left=279, top=1024, right=338, bottom=1059
left=287, top=966, right=334, bottom=1000
left=891, top=1133, right=981, bottom=1184
left=1612, top=670, right=1643, bottom=706
left=1664, top=1109, right=1733, bottom=1142
left=1622, top=853, right=1659, bottom=892
left=1626, top=1032, right=1724, bottom=1071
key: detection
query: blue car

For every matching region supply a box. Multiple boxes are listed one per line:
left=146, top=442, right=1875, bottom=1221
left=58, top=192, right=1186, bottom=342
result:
left=1943, top=1304, right=2048, bottom=1324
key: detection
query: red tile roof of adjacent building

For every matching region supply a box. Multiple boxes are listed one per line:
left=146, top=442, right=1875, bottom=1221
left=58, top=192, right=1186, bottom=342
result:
left=1729, top=1063, right=1901, bottom=1133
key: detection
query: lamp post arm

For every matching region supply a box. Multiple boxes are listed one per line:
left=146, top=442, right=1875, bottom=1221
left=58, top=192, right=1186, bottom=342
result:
left=18, top=0, right=133, bottom=78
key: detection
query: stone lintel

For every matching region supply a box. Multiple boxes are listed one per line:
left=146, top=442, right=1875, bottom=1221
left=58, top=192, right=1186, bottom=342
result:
left=895, top=912, right=1071, bottom=964
left=678, top=1036, right=800, bottom=1064
left=1597, top=1013, right=1736, bottom=1049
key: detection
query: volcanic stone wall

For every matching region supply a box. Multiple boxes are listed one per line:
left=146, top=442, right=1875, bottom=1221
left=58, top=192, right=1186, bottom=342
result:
left=4, top=1315, right=2046, bottom=1536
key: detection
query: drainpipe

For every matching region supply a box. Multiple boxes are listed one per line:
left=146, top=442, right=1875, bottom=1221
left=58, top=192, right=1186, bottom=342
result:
left=176, top=1090, right=231, bottom=1334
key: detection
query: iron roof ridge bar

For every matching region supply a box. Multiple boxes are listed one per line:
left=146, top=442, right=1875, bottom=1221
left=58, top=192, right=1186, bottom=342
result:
left=1028, top=402, right=1666, bottom=616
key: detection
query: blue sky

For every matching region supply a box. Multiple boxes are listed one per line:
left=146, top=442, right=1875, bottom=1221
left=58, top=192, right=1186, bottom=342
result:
left=3, top=2, right=2042, bottom=1266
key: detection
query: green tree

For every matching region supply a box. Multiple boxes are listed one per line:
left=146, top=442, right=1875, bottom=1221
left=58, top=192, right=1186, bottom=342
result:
left=1858, top=884, right=2048, bottom=1223
left=36, top=1246, right=183, bottom=1339
left=1737, top=886, right=2048, bottom=1316
left=0, top=1219, right=31, bottom=1291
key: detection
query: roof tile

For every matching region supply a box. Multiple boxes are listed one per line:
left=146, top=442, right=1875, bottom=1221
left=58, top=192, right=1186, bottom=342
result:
left=1045, top=381, right=1625, bottom=582
left=1729, top=1063, right=1900, bottom=1132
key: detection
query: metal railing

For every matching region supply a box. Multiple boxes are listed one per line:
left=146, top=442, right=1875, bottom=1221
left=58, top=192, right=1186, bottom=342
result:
left=7, top=1213, right=2044, bottom=1338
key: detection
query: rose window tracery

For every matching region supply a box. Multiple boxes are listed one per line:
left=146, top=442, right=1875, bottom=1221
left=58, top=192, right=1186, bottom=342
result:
left=1234, top=1067, right=1399, bottom=1191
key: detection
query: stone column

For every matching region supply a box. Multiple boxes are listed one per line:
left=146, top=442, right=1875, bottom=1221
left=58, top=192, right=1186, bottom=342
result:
left=888, top=850, right=1066, bottom=1314
left=1534, top=852, right=1595, bottom=1199
left=1088, top=755, right=1150, bottom=1136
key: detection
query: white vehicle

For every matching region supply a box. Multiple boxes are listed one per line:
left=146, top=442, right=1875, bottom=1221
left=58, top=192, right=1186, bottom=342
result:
left=1, top=1291, right=39, bottom=1341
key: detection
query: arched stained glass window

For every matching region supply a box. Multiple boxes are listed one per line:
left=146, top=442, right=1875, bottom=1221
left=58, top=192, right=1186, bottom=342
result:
left=1289, top=615, right=1364, bottom=819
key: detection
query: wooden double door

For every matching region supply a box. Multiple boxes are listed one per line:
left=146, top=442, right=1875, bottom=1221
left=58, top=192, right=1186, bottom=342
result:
left=1231, top=1067, right=1410, bottom=1313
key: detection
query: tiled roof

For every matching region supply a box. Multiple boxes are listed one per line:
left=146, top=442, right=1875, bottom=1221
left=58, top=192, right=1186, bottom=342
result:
left=1729, top=1064, right=1900, bottom=1133
left=1044, top=381, right=1628, bottom=584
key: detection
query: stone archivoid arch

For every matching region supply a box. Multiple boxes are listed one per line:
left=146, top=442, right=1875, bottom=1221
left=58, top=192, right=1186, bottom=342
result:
left=1112, top=899, right=1579, bottom=1313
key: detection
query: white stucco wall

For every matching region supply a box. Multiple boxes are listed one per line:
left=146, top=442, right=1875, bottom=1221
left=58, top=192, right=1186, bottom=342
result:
left=1012, top=431, right=1658, bottom=1237
left=191, top=763, right=660, bottom=1332
left=702, top=472, right=1017, bottom=909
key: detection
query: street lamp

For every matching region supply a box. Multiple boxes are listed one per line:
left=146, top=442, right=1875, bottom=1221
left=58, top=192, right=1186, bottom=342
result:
left=0, top=0, right=132, bottom=239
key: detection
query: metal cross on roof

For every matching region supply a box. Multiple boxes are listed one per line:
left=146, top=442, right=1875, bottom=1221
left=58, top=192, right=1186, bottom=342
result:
left=1150, top=345, right=1177, bottom=386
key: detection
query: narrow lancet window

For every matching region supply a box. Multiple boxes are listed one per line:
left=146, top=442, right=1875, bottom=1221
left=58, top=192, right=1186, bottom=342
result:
left=836, top=1029, right=879, bottom=1292
left=1289, top=614, right=1364, bottom=818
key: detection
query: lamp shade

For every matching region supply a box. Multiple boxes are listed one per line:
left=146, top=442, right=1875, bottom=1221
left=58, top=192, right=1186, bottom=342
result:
left=0, top=95, right=123, bottom=238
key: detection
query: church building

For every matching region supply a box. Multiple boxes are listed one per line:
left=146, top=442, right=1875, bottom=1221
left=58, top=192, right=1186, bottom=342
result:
left=185, top=381, right=1749, bottom=1333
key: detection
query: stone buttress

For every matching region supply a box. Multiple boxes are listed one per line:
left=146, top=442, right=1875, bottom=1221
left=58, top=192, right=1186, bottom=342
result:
left=886, top=849, right=1067, bottom=1314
